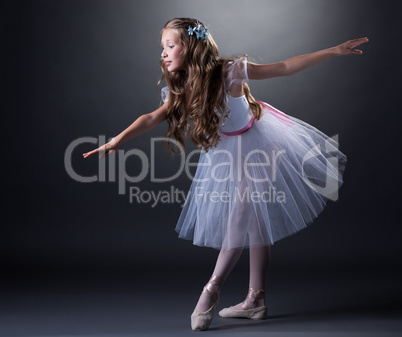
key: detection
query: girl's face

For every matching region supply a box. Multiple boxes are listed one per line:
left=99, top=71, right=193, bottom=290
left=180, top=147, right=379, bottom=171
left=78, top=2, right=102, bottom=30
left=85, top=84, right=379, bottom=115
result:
left=161, top=28, right=185, bottom=72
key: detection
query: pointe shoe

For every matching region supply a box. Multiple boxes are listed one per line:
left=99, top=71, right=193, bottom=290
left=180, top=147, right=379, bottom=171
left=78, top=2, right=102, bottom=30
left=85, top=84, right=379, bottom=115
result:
left=191, top=274, right=223, bottom=331
left=219, top=288, right=267, bottom=320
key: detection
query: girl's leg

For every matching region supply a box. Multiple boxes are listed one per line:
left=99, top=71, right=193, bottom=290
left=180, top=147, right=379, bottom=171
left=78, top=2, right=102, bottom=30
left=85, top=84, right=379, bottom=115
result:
left=249, top=244, right=271, bottom=290
left=230, top=244, right=271, bottom=310
left=195, top=174, right=250, bottom=313
left=195, top=246, right=243, bottom=312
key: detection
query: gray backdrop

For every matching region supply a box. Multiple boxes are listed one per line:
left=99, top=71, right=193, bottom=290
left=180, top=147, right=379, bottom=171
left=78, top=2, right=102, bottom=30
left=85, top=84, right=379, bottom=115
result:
left=3, top=0, right=401, bottom=277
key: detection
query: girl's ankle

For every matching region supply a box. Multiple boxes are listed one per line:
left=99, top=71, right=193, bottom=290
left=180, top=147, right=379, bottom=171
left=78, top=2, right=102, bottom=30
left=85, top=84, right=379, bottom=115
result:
left=242, top=288, right=265, bottom=310
left=204, top=274, right=224, bottom=295
left=195, top=274, right=224, bottom=313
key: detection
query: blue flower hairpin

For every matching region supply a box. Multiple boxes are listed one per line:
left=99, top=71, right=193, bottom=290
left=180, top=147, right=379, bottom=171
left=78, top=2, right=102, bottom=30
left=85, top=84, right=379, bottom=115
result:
left=188, top=24, right=209, bottom=40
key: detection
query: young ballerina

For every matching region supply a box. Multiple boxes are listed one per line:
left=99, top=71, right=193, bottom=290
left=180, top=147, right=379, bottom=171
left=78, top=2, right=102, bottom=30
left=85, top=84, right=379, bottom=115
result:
left=83, top=18, right=368, bottom=331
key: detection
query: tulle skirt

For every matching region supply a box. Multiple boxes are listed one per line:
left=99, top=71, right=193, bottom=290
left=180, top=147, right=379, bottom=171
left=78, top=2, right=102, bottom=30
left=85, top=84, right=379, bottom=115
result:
left=175, top=102, right=347, bottom=250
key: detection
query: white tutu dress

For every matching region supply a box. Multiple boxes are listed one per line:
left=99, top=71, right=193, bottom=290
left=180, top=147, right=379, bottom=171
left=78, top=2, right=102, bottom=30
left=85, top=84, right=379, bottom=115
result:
left=161, top=56, right=346, bottom=250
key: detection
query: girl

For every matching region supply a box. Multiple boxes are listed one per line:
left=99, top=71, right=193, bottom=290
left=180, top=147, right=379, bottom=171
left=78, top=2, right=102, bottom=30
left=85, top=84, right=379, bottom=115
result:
left=83, top=18, right=368, bottom=331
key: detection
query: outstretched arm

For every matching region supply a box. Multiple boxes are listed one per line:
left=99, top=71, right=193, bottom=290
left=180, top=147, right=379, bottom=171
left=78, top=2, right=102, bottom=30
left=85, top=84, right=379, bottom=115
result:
left=83, top=102, right=168, bottom=159
left=248, top=37, right=369, bottom=80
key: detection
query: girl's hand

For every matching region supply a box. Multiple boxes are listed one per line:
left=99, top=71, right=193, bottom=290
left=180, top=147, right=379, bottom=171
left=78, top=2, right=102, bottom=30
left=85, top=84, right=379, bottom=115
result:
left=83, top=137, right=119, bottom=159
left=334, top=37, right=369, bottom=56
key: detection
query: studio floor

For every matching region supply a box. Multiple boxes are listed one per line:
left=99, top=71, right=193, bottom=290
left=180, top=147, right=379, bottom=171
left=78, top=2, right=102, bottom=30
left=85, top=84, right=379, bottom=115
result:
left=1, top=265, right=401, bottom=337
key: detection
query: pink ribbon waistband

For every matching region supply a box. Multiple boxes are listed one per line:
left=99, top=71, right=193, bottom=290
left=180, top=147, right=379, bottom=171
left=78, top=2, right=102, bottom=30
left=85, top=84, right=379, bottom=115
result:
left=220, top=115, right=256, bottom=136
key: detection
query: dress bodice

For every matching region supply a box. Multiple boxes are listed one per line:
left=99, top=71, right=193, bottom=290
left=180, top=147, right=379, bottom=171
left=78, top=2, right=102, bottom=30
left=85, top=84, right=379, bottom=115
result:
left=218, top=94, right=253, bottom=133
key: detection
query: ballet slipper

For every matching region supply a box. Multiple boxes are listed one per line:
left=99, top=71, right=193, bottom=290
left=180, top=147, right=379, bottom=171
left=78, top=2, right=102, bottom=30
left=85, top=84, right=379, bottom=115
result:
left=191, top=274, right=223, bottom=331
left=218, top=288, right=267, bottom=320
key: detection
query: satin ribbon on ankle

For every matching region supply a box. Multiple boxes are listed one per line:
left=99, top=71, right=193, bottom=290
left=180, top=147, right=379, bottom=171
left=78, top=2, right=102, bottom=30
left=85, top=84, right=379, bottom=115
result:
left=242, top=288, right=265, bottom=310
left=203, top=274, right=224, bottom=301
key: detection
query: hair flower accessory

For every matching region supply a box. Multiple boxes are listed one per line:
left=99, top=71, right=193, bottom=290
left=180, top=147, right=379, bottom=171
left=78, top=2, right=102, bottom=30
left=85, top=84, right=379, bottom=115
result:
left=188, top=24, right=209, bottom=40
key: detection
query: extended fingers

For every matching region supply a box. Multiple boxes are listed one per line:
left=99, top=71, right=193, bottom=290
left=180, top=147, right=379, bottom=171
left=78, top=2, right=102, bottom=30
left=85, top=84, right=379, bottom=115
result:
left=341, top=37, right=368, bottom=55
left=83, top=140, right=118, bottom=159
left=349, top=37, right=369, bottom=48
left=83, top=149, right=99, bottom=159
left=83, top=145, right=105, bottom=159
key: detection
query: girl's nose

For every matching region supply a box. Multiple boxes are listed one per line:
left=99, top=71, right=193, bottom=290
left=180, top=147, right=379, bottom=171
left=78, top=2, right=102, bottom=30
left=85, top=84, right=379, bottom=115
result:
left=161, top=49, right=167, bottom=58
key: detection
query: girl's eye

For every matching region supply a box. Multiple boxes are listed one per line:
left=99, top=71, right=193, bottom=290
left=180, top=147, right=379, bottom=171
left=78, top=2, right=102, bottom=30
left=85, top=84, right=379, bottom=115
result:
left=169, top=45, right=174, bottom=49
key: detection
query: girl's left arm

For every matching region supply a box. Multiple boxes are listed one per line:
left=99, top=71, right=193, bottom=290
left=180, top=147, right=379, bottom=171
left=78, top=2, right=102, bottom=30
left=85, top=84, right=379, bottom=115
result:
left=248, top=37, right=369, bottom=80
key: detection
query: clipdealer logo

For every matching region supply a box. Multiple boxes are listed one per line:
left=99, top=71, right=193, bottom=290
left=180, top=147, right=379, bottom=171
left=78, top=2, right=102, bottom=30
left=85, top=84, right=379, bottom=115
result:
left=64, top=134, right=342, bottom=205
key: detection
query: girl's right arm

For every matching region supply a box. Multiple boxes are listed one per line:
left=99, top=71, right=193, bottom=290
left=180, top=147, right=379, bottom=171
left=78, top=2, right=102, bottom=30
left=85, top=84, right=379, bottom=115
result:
left=83, top=102, right=168, bottom=159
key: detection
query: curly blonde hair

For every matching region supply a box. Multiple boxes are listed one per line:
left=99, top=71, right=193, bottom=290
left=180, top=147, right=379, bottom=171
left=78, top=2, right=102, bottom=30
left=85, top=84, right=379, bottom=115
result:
left=159, top=18, right=262, bottom=154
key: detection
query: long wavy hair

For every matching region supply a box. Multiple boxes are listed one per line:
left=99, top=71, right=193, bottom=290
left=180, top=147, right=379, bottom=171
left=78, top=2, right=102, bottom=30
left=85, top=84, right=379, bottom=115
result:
left=159, top=18, right=262, bottom=154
